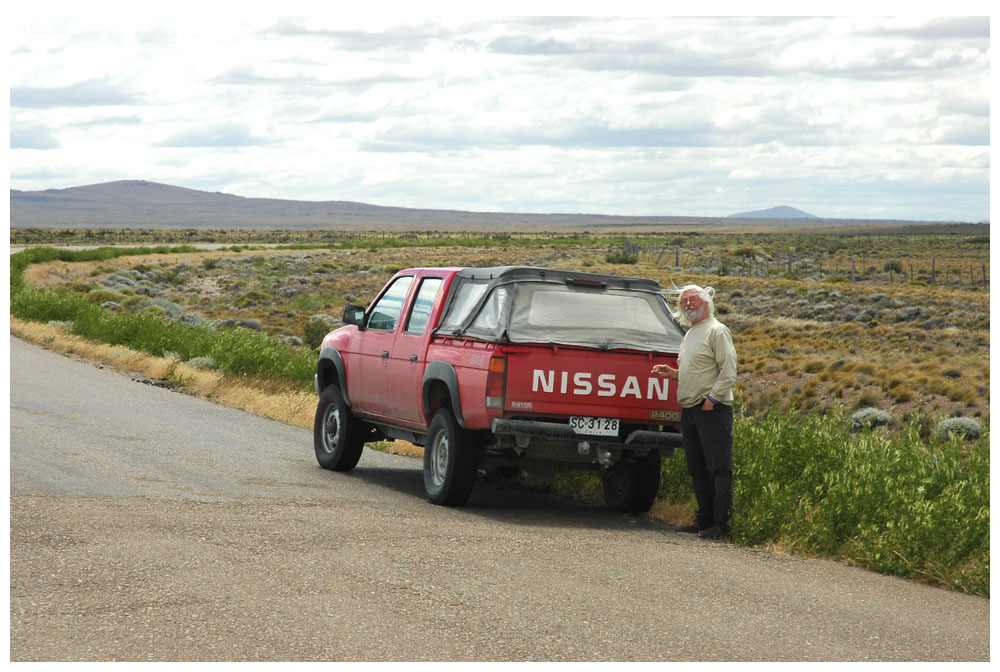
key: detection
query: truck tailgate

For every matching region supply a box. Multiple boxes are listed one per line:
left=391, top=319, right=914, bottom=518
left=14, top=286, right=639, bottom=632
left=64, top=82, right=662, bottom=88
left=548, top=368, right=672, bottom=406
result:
left=502, top=345, right=681, bottom=424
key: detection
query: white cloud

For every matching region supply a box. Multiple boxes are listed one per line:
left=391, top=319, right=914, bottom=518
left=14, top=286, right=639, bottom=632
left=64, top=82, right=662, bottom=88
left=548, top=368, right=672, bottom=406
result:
left=10, top=126, right=60, bottom=150
left=7, top=12, right=991, bottom=221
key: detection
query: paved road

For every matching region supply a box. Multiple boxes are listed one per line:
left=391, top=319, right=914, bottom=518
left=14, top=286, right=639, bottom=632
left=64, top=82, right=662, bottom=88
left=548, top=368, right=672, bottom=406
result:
left=8, top=336, right=990, bottom=661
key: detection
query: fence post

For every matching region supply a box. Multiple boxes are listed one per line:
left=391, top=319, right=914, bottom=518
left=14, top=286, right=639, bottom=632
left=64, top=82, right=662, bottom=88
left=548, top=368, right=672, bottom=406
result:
left=931, top=258, right=936, bottom=285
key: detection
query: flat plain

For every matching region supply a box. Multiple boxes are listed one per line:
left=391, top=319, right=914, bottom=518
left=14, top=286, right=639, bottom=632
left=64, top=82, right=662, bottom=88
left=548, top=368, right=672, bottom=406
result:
left=18, top=227, right=990, bottom=431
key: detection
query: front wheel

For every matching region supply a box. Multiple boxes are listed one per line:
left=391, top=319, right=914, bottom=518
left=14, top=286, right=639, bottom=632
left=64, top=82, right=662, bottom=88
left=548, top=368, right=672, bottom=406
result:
left=423, top=408, right=479, bottom=506
left=602, top=449, right=662, bottom=513
left=313, top=385, right=364, bottom=471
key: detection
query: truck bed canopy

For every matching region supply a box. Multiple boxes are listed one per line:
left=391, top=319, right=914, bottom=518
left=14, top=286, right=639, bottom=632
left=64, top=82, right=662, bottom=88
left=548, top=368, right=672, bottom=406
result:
left=435, top=266, right=685, bottom=352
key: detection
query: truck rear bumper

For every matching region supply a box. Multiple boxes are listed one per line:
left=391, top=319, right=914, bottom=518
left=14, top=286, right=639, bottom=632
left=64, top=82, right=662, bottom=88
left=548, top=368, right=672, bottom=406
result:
left=490, top=418, right=682, bottom=464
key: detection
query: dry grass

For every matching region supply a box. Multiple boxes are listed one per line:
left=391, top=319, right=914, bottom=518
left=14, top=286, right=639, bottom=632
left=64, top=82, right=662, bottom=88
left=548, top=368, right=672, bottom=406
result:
left=647, top=499, right=696, bottom=526
left=11, top=317, right=314, bottom=429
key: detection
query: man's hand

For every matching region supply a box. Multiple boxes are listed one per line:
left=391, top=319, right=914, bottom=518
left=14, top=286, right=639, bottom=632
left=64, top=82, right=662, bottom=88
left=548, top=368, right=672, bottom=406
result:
left=651, top=364, right=678, bottom=381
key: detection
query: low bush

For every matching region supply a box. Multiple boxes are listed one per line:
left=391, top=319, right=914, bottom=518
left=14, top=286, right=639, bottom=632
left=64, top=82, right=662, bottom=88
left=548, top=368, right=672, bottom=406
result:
left=186, top=356, right=218, bottom=370
left=605, top=251, right=638, bottom=264
left=727, top=411, right=987, bottom=595
left=304, top=314, right=339, bottom=350
left=86, top=288, right=128, bottom=304
left=851, top=407, right=892, bottom=430
left=935, top=417, right=982, bottom=440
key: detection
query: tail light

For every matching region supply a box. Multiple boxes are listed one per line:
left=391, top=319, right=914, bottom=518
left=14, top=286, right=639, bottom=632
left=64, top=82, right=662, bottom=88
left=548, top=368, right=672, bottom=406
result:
left=485, top=355, right=507, bottom=410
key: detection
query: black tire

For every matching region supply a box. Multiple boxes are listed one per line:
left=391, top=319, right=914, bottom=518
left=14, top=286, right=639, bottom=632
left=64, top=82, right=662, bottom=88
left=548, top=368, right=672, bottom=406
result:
left=602, top=449, right=662, bottom=513
left=423, top=407, right=479, bottom=506
left=313, top=385, right=364, bottom=471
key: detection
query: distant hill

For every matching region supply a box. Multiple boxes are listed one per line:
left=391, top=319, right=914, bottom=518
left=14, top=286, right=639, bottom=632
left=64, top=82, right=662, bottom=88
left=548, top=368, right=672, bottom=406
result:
left=728, top=205, right=819, bottom=219
left=10, top=180, right=973, bottom=233
left=9, top=180, right=715, bottom=232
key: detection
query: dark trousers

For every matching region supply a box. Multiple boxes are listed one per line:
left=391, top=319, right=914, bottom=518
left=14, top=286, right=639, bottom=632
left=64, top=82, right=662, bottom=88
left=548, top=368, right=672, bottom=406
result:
left=681, top=403, right=734, bottom=531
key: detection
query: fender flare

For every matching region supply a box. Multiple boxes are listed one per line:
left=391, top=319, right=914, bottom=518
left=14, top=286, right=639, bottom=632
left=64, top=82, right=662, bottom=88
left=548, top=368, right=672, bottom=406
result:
left=316, top=347, right=351, bottom=407
left=422, top=360, right=467, bottom=428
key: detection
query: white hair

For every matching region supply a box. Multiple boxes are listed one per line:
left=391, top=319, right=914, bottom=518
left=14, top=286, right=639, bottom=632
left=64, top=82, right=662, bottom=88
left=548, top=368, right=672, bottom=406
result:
left=668, top=284, right=716, bottom=327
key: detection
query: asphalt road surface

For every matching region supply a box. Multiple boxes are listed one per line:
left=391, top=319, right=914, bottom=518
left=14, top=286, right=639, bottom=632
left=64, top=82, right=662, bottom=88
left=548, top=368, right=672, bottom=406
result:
left=9, top=336, right=990, bottom=661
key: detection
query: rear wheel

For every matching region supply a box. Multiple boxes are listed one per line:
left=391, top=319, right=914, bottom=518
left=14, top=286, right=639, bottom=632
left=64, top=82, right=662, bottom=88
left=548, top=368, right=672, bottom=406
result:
left=313, top=385, right=364, bottom=471
left=423, top=407, right=479, bottom=506
left=602, top=449, right=662, bottom=513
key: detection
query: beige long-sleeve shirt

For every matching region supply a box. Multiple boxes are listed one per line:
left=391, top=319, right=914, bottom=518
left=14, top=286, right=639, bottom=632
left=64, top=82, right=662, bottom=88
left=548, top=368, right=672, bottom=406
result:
left=676, top=316, right=738, bottom=408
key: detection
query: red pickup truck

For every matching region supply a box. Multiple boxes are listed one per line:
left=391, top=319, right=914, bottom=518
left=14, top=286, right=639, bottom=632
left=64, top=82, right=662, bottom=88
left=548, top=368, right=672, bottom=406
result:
left=313, top=266, right=685, bottom=512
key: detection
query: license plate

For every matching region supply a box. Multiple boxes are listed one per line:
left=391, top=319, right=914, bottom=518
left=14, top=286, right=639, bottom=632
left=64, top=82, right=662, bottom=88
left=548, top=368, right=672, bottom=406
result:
left=569, top=416, right=619, bottom=436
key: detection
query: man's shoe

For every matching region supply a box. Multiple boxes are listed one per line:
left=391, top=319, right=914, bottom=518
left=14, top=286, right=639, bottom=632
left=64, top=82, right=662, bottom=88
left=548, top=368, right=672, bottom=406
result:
left=675, top=523, right=702, bottom=534
left=698, top=526, right=726, bottom=540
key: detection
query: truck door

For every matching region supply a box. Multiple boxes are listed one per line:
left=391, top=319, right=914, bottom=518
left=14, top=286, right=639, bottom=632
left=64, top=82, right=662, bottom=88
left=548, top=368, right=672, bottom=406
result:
left=344, top=274, right=414, bottom=416
left=384, top=275, right=444, bottom=424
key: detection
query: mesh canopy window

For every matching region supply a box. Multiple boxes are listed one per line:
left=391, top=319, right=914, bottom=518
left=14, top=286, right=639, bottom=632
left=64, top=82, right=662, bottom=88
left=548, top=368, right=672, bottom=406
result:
left=435, top=267, right=684, bottom=352
left=526, top=289, right=667, bottom=334
left=506, top=283, right=683, bottom=351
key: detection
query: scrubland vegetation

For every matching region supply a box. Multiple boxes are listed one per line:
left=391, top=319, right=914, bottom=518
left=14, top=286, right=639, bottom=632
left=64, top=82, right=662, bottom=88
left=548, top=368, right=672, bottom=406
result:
left=9, top=229, right=989, bottom=595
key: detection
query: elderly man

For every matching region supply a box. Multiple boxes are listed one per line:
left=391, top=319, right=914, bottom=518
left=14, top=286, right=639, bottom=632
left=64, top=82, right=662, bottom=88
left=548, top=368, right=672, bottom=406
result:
left=652, top=285, right=738, bottom=539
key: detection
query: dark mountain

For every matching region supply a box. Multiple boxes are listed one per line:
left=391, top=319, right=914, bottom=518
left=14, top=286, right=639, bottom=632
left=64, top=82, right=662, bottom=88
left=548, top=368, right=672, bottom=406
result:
left=728, top=205, right=819, bottom=219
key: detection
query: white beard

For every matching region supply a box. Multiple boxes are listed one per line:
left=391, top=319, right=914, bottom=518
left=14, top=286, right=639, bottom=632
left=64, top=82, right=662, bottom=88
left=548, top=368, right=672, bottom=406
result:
left=683, top=306, right=704, bottom=322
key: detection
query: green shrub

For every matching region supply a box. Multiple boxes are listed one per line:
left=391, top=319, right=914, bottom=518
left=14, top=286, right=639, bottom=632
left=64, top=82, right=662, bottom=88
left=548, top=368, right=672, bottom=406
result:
left=86, top=289, right=127, bottom=304
left=234, top=289, right=272, bottom=308
left=186, top=356, right=218, bottom=370
left=304, top=314, right=339, bottom=350
left=729, top=410, right=989, bottom=595
left=605, top=251, right=638, bottom=264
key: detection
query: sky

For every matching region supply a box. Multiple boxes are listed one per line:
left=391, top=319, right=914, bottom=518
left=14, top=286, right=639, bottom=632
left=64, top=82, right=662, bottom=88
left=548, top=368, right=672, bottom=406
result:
left=7, top=6, right=993, bottom=222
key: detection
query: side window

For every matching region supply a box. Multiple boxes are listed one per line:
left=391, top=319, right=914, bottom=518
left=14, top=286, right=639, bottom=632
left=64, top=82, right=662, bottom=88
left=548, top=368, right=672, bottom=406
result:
left=471, top=286, right=510, bottom=331
left=439, top=279, right=489, bottom=331
left=367, top=276, right=413, bottom=331
left=405, top=277, right=443, bottom=334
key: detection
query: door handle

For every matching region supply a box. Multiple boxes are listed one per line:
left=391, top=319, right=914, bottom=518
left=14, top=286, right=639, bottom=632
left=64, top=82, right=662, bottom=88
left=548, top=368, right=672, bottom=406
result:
left=409, top=355, right=418, bottom=361
left=381, top=350, right=390, bottom=358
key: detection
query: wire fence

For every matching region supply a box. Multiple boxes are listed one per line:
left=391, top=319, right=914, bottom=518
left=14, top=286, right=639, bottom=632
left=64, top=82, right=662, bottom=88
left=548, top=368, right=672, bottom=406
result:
left=622, top=238, right=990, bottom=288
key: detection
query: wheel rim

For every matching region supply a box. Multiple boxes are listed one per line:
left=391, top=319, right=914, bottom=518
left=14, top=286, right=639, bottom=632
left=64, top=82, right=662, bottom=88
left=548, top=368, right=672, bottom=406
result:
left=322, top=404, right=341, bottom=453
left=429, top=429, right=450, bottom=487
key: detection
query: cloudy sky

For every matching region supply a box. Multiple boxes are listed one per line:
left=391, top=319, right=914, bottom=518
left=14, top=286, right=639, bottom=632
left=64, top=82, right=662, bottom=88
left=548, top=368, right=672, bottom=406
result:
left=8, top=9, right=991, bottom=222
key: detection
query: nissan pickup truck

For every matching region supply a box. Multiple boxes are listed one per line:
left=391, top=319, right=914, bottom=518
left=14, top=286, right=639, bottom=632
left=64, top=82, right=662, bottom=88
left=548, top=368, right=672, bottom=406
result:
left=313, top=266, right=685, bottom=512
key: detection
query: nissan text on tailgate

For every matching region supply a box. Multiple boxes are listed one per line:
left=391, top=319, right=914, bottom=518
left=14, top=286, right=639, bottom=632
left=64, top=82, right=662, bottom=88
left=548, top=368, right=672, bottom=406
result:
left=314, top=266, right=685, bottom=512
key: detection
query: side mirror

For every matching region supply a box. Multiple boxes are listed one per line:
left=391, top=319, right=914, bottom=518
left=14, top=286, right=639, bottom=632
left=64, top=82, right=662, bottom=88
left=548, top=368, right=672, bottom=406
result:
left=342, top=304, right=366, bottom=327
